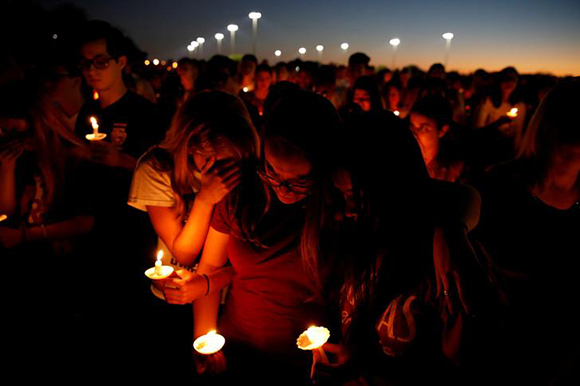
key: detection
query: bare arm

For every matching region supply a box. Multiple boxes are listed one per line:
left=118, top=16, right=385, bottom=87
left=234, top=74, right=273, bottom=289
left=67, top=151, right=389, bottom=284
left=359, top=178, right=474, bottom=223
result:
left=146, top=198, right=214, bottom=266
left=145, top=158, right=240, bottom=266
left=193, top=227, right=230, bottom=338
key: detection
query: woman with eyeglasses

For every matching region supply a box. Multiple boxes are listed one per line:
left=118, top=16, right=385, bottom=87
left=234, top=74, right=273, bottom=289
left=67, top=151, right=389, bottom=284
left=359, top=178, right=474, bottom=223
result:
left=193, top=89, right=341, bottom=383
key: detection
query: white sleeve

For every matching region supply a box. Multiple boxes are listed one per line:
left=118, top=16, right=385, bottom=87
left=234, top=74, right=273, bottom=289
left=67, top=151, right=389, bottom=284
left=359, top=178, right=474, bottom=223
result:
left=128, top=155, right=175, bottom=211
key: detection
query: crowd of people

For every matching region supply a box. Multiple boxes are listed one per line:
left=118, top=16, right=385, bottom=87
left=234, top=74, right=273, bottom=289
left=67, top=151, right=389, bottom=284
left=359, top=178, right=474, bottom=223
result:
left=1, top=16, right=578, bottom=385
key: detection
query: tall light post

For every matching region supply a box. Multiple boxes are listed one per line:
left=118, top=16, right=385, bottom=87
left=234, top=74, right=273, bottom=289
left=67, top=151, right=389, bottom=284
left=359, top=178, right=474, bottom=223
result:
left=298, top=47, right=306, bottom=59
left=215, top=33, right=224, bottom=54
left=249, top=12, right=262, bottom=56
left=442, top=32, right=454, bottom=67
left=340, top=42, right=349, bottom=63
left=227, top=24, right=238, bottom=54
left=196, top=37, right=205, bottom=58
left=316, top=45, right=324, bottom=61
left=389, top=38, right=400, bottom=69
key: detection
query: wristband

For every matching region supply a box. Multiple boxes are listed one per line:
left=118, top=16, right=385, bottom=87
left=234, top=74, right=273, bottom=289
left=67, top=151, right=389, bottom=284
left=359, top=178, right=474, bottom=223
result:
left=201, top=273, right=210, bottom=296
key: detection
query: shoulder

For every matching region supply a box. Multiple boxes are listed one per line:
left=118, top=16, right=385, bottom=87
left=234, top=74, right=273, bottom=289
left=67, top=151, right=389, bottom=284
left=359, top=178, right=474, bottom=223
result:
left=129, top=148, right=176, bottom=211
left=135, top=147, right=171, bottom=176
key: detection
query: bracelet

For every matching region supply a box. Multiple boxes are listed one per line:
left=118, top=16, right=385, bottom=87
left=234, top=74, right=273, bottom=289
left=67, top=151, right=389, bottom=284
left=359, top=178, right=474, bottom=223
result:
left=201, top=273, right=210, bottom=296
left=40, top=224, right=48, bottom=240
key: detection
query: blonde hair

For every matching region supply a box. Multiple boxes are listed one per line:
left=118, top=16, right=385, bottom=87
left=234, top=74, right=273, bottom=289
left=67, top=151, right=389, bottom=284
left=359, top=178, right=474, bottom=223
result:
left=29, top=95, right=88, bottom=210
left=159, top=90, right=259, bottom=218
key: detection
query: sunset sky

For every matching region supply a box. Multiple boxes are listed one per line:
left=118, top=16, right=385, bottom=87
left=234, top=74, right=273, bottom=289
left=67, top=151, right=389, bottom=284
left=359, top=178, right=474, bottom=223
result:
left=40, top=0, right=580, bottom=75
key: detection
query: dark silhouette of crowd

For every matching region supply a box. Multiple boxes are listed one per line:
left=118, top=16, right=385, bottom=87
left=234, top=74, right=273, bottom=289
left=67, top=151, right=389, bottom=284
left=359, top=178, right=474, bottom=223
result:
left=1, top=6, right=578, bottom=386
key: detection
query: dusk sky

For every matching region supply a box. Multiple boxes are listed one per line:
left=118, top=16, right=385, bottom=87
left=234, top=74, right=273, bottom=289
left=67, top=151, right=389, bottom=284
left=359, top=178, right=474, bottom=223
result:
left=40, top=0, right=580, bottom=75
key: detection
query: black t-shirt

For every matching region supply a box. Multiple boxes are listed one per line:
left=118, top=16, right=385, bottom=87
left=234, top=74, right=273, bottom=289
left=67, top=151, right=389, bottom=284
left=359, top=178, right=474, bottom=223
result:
left=75, top=91, right=165, bottom=234
left=75, top=91, right=164, bottom=159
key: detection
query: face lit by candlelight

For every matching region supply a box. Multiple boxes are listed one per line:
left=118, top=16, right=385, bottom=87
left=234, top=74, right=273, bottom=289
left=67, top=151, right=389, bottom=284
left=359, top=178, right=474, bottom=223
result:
left=80, top=39, right=126, bottom=92
left=353, top=89, right=372, bottom=112
left=263, top=138, right=312, bottom=205
left=409, top=112, right=449, bottom=166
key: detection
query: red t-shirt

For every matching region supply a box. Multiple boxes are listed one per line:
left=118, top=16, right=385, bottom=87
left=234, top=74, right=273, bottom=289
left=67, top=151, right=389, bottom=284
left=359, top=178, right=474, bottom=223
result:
left=211, top=197, right=324, bottom=358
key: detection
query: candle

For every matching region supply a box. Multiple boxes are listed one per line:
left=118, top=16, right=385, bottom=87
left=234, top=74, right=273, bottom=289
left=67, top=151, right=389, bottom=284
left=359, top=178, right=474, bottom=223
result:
left=297, top=326, right=331, bottom=363
left=154, top=250, right=164, bottom=276
left=393, top=110, right=400, bottom=117
left=193, top=330, right=226, bottom=355
left=0, top=214, right=7, bottom=222
left=86, top=116, right=107, bottom=141
left=90, top=116, right=99, bottom=136
left=144, top=249, right=174, bottom=280
left=506, top=108, right=518, bottom=118
left=93, top=90, right=100, bottom=100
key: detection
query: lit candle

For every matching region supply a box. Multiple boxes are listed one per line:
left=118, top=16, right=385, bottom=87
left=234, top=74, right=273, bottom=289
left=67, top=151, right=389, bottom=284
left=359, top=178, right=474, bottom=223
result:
left=86, top=116, right=107, bottom=141
left=393, top=110, right=400, bottom=117
left=154, top=250, right=164, bottom=276
left=297, top=326, right=331, bottom=363
left=0, top=214, right=7, bottom=222
left=90, top=117, right=99, bottom=136
left=193, top=330, right=226, bottom=355
left=93, top=90, right=100, bottom=100
left=506, top=107, right=518, bottom=118
left=144, top=249, right=174, bottom=280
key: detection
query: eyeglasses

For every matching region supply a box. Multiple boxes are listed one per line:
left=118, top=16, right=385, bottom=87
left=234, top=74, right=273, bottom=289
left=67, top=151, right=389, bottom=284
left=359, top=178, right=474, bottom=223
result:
left=257, top=169, right=312, bottom=195
left=79, top=56, right=115, bottom=71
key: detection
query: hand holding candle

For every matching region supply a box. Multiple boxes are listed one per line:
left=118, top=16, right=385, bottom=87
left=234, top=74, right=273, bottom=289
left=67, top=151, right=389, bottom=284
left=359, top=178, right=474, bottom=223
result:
left=297, top=326, right=331, bottom=363
left=86, top=116, right=107, bottom=141
left=145, top=250, right=174, bottom=280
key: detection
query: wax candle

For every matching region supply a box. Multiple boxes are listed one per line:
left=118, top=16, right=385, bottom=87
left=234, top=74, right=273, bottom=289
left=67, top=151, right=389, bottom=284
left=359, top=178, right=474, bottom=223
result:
left=144, top=249, right=174, bottom=280
left=86, top=116, right=106, bottom=141
left=297, top=326, right=330, bottom=351
left=193, top=330, right=226, bottom=355
left=154, top=250, right=164, bottom=276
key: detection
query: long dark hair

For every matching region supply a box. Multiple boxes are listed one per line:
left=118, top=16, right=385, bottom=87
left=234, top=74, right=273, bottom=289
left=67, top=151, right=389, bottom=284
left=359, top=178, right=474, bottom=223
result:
left=334, top=111, right=435, bottom=344
left=230, top=89, right=342, bottom=286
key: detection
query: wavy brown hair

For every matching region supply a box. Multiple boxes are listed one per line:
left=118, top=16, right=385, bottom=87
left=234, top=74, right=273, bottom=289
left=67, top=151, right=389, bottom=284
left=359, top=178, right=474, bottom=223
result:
left=158, top=91, right=260, bottom=219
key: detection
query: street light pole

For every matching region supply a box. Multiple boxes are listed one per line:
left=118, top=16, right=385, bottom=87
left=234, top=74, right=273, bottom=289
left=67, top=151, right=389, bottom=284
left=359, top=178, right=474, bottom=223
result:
left=442, top=32, right=454, bottom=67
left=196, top=37, right=205, bottom=58
left=227, top=24, right=238, bottom=55
left=389, top=38, right=400, bottom=69
left=316, top=45, right=324, bottom=61
left=249, top=12, right=262, bottom=56
left=215, top=33, right=224, bottom=54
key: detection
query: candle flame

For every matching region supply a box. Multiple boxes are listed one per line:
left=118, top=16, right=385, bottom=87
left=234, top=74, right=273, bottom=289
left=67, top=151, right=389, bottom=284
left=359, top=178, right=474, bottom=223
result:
left=156, top=250, right=164, bottom=261
left=393, top=110, right=400, bottom=116
left=89, top=116, right=99, bottom=130
left=506, top=108, right=518, bottom=118
left=93, top=90, right=99, bottom=100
